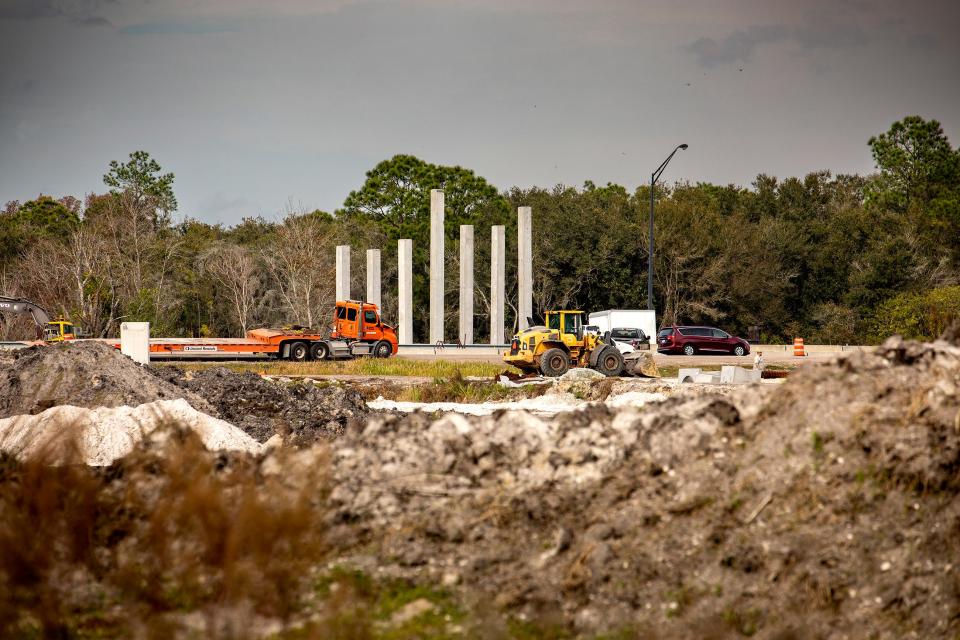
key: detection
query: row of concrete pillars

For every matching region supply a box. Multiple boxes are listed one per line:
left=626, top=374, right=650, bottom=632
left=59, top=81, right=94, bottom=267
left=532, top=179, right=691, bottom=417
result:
left=334, top=189, right=533, bottom=345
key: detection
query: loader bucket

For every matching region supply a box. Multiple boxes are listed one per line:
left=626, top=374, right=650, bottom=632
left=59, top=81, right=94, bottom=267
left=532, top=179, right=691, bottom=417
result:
left=622, top=351, right=660, bottom=378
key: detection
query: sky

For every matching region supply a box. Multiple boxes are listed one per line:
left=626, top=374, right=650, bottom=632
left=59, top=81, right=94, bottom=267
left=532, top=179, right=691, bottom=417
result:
left=1, top=0, right=958, bottom=225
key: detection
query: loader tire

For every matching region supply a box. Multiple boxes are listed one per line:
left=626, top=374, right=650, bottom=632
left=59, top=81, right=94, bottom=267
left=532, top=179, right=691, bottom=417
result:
left=373, top=340, right=392, bottom=358
left=310, top=342, right=329, bottom=361
left=538, top=348, right=570, bottom=377
left=289, top=341, right=309, bottom=362
left=594, top=346, right=625, bottom=377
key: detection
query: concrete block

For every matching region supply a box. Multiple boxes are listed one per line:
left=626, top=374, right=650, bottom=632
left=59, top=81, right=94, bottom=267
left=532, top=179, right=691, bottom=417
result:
left=459, top=225, right=474, bottom=344
left=120, top=322, right=150, bottom=365
left=720, top=365, right=755, bottom=384
left=695, top=373, right=720, bottom=384
left=366, top=249, right=381, bottom=308
left=335, top=245, right=350, bottom=301
left=517, top=206, right=532, bottom=330
left=678, top=368, right=701, bottom=383
left=490, top=225, right=505, bottom=344
left=430, top=189, right=444, bottom=344
left=398, top=239, right=413, bottom=344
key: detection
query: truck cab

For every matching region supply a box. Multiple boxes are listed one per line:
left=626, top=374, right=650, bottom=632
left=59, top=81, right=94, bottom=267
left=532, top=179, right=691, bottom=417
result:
left=326, top=300, right=398, bottom=358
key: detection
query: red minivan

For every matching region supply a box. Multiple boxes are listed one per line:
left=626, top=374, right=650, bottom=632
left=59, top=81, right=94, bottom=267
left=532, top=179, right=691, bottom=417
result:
left=657, top=325, right=750, bottom=356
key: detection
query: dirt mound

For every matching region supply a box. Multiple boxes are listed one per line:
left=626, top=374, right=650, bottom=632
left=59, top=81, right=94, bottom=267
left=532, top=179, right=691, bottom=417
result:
left=0, top=342, right=211, bottom=418
left=322, top=337, right=960, bottom=637
left=0, top=398, right=263, bottom=465
left=156, top=367, right=368, bottom=445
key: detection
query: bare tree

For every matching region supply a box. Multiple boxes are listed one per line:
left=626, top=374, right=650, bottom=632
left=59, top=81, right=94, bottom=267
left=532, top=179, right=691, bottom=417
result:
left=200, top=243, right=259, bottom=336
left=262, top=213, right=337, bottom=328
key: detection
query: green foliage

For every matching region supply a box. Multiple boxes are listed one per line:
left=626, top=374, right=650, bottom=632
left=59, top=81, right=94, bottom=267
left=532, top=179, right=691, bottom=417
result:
left=103, top=150, right=177, bottom=226
left=872, top=286, right=960, bottom=341
left=4, top=117, right=959, bottom=344
left=13, top=196, right=80, bottom=241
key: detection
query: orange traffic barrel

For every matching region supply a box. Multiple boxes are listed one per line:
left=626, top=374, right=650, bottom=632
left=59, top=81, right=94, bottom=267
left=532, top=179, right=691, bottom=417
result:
left=793, top=337, right=805, bottom=356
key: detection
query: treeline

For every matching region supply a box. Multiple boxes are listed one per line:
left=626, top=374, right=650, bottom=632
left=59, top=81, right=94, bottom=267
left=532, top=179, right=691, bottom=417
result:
left=1, top=117, right=959, bottom=344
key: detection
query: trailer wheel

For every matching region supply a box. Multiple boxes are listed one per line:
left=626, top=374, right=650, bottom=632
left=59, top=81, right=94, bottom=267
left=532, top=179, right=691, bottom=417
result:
left=310, top=342, right=329, bottom=361
left=373, top=340, right=392, bottom=358
left=594, top=346, right=625, bottom=377
left=289, top=341, right=309, bottom=362
left=538, top=348, right=570, bottom=377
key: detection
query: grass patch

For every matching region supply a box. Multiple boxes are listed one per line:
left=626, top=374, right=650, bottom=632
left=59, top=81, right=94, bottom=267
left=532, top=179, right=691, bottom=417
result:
left=163, top=357, right=505, bottom=379
left=396, top=372, right=548, bottom=403
left=309, top=567, right=467, bottom=639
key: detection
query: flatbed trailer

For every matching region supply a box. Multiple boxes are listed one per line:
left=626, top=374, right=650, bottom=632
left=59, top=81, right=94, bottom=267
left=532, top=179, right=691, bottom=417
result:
left=0, top=301, right=399, bottom=362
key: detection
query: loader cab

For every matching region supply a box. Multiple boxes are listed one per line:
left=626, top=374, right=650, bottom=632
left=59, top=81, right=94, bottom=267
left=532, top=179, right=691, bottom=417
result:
left=545, top=310, right=584, bottom=348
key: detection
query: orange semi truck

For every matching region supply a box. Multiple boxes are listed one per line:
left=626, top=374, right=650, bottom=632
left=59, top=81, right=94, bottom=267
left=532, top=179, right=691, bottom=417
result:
left=2, top=300, right=399, bottom=361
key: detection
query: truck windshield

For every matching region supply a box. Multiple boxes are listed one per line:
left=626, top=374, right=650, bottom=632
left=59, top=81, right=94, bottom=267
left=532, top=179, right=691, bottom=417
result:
left=562, top=314, right=579, bottom=335
left=548, top=314, right=560, bottom=330
left=364, top=310, right=377, bottom=324
left=335, top=306, right=346, bottom=319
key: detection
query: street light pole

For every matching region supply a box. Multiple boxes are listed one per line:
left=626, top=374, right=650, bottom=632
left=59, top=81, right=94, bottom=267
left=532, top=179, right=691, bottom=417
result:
left=647, top=143, right=688, bottom=311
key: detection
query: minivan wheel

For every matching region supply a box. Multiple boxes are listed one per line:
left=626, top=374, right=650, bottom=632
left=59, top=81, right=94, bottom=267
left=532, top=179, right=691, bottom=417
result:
left=683, top=344, right=695, bottom=356
left=733, top=345, right=746, bottom=356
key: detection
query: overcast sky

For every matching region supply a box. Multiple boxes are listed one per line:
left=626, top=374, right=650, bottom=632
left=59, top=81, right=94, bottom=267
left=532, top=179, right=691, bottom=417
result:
left=1, top=0, right=958, bottom=225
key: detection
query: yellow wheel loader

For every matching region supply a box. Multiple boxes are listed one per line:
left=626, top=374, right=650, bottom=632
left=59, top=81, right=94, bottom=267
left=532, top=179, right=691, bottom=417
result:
left=503, top=310, right=625, bottom=377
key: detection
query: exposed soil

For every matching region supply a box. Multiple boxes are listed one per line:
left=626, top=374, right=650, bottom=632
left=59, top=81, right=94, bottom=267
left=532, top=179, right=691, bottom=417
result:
left=0, top=342, right=211, bottom=418
left=154, top=367, right=368, bottom=445
left=2, top=336, right=959, bottom=637
left=322, top=335, right=960, bottom=637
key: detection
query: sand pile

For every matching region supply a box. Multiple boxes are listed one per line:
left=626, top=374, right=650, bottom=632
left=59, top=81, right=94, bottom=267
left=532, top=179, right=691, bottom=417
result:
left=155, top=367, right=368, bottom=445
left=0, top=341, right=210, bottom=417
left=0, top=398, right=263, bottom=465
left=321, top=336, right=960, bottom=637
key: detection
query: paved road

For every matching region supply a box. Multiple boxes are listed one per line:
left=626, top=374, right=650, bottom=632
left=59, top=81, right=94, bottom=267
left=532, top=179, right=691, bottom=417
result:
left=402, top=348, right=862, bottom=367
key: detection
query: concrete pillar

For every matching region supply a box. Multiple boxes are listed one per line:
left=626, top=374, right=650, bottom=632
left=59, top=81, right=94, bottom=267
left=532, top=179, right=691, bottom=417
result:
left=366, top=249, right=381, bottom=308
left=429, top=189, right=445, bottom=344
left=490, top=225, right=505, bottom=344
left=459, top=225, right=474, bottom=344
left=517, top=206, right=533, bottom=329
left=398, top=239, right=413, bottom=344
left=335, top=245, right=350, bottom=301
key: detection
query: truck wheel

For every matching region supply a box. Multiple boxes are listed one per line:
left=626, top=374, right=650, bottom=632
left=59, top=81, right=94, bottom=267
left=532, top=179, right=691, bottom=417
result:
left=538, top=348, right=570, bottom=377
left=289, top=341, right=309, bottom=362
left=310, top=342, right=329, bottom=360
left=594, top=346, right=625, bottom=377
left=373, top=340, right=392, bottom=358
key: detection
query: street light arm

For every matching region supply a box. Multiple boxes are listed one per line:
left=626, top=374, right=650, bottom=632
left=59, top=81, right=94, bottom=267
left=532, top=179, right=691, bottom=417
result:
left=651, top=144, right=688, bottom=184
left=647, top=143, right=688, bottom=313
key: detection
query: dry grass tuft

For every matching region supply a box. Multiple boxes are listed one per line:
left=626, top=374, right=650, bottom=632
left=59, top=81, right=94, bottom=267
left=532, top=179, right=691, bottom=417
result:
left=0, top=425, right=329, bottom=638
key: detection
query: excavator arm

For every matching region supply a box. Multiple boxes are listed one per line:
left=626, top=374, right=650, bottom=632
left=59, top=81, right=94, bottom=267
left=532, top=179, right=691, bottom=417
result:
left=0, top=295, right=54, bottom=340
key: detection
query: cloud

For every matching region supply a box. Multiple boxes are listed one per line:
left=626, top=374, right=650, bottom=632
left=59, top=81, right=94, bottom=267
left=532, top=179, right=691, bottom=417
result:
left=0, top=0, right=114, bottom=27
left=685, top=25, right=790, bottom=68
left=0, top=0, right=61, bottom=20
left=73, top=15, right=113, bottom=27
left=119, top=20, right=239, bottom=35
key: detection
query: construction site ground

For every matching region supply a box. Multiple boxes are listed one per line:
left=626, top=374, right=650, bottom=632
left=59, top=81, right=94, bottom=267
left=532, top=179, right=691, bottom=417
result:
left=1, top=337, right=957, bottom=639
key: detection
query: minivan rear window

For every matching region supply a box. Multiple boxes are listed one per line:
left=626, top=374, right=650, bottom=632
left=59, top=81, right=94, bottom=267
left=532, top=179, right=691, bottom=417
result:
left=678, top=327, right=710, bottom=336
left=657, top=328, right=674, bottom=338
